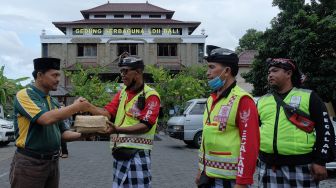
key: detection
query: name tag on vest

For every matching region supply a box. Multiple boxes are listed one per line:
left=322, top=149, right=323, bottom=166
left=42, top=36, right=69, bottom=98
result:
left=290, top=96, right=301, bottom=108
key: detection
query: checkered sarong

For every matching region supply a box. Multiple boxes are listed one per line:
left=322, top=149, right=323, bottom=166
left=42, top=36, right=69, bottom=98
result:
left=205, top=178, right=251, bottom=188
left=112, top=150, right=151, bottom=188
left=208, top=179, right=235, bottom=188
left=257, top=160, right=319, bottom=188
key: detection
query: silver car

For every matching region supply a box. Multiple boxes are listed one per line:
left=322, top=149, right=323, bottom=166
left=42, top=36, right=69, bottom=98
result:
left=167, top=98, right=206, bottom=148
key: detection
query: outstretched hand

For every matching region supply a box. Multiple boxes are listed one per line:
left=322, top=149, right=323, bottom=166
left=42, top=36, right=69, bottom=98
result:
left=73, top=97, right=92, bottom=112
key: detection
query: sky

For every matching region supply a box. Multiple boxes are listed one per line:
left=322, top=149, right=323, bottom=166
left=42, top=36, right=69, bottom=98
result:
left=0, top=0, right=279, bottom=84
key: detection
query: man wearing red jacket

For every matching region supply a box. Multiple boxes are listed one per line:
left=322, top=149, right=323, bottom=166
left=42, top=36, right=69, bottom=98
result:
left=195, top=45, right=260, bottom=188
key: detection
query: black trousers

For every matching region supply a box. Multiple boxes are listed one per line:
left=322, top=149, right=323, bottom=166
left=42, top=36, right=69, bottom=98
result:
left=61, top=141, right=68, bottom=155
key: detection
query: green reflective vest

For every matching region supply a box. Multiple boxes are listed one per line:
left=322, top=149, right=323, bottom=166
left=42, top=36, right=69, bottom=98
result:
left=112, top=84, right=160, bottom=150
left=199, top=85, right=251, bottom=179
left=258, top=88, right=315, bottom=155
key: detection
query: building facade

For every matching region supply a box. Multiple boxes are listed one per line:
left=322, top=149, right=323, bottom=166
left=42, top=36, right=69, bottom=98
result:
left=237, top=50, right=258, bottom=93
left=42, top=2, right=206, bottom=102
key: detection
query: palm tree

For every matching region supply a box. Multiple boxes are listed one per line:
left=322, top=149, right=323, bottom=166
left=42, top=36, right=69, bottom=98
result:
left=0, top=66, right=29, bottom=118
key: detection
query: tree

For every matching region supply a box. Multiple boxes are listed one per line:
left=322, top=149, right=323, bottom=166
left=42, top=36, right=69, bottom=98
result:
left=0, top=66, right=29, bottom=118
left=64, top=64, right=119, bottom=107
left=146, top=65, right=209, bottom=118
left=243, top=0, right=336, bottom=105
left=235, top=29, right=264, bottom=54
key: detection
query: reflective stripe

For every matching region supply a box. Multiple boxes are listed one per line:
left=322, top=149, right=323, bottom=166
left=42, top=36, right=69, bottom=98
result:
left=112, top=136, right=153, bottom=145
left=199, top=157, right=238, bottom=170
left=206, top=167, right=237, bottom=177
left=114, top=133, right=153, bottom=140
left=198, top=152, right=238, bottom=163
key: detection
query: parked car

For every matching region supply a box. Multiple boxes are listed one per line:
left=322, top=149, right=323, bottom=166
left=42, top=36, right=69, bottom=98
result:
left=0, top=118, right=15, bottom=146
left=167, top=98, right=206, bottom=148
left=326, top=116, right=336, bottom=170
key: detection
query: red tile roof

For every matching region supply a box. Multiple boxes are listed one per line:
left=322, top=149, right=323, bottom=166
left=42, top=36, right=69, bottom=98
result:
left=53, top=19, right=199, bottom=26
left=53, top=3, right=201, bottom=35
left=81, top=2, right=174, bottom=19
left=238, top=50, right=258, bottom=67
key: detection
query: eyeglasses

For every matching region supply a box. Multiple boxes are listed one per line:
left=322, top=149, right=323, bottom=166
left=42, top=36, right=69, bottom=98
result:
left=268, top=58, right=296, bottom=70
left=119, top=68, right=135, bottom=75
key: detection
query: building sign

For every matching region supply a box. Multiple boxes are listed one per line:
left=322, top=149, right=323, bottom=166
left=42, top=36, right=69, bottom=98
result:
left=151, top=28, right=162, bottom=35
left=72, top=27, right=182, bottom=35
left=73, top=28, right=104, bottom=35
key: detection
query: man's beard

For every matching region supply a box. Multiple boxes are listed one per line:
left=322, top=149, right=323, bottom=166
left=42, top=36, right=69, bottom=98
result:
left=269, top=83, right=280, bottom=93
left=126, top=79, right=136, bottom=90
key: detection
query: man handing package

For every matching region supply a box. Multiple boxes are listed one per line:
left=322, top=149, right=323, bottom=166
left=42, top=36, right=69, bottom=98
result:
left=86, top=53, right=161, bottom=188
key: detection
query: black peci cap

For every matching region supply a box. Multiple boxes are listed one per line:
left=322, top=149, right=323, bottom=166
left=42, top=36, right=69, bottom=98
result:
left=205, top=45, right=239, bottom=76
left=33, top=57, right=60, bottom=71
left=118, top=52, right=144, bottom=70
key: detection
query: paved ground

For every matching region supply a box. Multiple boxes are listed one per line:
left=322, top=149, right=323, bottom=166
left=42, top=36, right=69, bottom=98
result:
left=1, top=135, right=336, bottom=187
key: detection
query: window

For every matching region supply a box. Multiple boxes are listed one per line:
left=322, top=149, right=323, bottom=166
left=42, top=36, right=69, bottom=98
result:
left=149, top=14, right=161, bottom=18
left=94, top=14, right=106, bottom=18
left=42, top=43, right=48, bottom=57
left=151, top=28, right=162, bottom=35
left=189, top=103, right=206, bottom=115
left=77, top=44, right=97, bottom=57
left=198, top=43, right=204, bottom=63
left=114, top=14, right=124, bottom=18
left=118, top=44, right=137, bottom=56
left=158, top=44, right=177, bottom=56
left=131, top=14, right=141, bottom=18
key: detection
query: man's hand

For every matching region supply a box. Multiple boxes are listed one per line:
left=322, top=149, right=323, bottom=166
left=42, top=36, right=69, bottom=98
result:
left=310, top=163, right=328, bottom=181
left=73, top=97, right=92, bottom=112
left=80, top=133, right=96, bottom=139
left=105, top=121, right=117, bottom=134
left=74, top=97, right=87, bottom=103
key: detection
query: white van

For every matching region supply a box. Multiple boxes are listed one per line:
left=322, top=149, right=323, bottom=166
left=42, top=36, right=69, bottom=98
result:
left=0, top=118, right=15, bottom=146
left=166, top=98, right=206, bottom=148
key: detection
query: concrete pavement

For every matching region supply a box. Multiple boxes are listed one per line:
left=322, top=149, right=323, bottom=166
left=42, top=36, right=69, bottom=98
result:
left=0, top=136, right=336, bottom=187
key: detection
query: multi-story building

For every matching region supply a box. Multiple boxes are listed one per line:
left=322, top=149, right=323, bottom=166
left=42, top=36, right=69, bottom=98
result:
left=42, top=2, right=206, bottom=103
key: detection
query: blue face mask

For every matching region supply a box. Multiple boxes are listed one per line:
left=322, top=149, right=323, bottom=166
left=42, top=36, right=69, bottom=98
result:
left=208, top=69, right=226, bottom=91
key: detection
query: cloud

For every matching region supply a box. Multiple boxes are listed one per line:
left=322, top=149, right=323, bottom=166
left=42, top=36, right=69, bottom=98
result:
left=0, top=0, right=280, bottom=81
left=0, top=29, right=36, bottom=84
left=0, top=30, right=24, bottom=54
